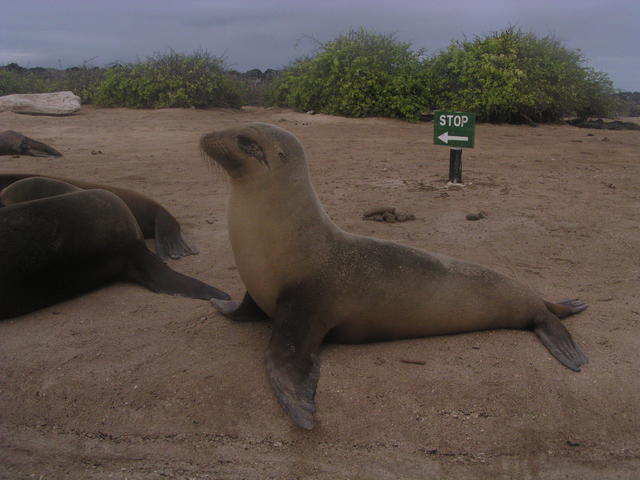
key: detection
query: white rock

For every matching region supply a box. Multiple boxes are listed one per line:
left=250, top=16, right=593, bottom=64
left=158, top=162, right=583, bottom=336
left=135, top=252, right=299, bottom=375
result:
left=0, top=91, right=81, bottom=116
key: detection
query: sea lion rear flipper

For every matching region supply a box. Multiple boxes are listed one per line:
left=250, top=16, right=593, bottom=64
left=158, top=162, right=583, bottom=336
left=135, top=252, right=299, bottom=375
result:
left=126, top=244, right=229, bottom=300
left=266, top=286, right=325, bottom=430
left=212, top=291, right=270, bottom=322
left=533, top=313, right=588, bottom=372
left=544, top=298, right=588, bottom=319
left=154, top=209, right=199, bottom=259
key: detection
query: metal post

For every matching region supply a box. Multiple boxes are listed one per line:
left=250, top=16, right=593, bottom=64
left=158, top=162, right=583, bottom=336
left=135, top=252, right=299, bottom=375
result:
left=449, top=148, right=463, bottom=183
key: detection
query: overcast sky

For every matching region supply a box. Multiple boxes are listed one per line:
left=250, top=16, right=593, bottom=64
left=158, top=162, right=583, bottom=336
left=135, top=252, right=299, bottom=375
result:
left=1, top=0, right=638, bottom=91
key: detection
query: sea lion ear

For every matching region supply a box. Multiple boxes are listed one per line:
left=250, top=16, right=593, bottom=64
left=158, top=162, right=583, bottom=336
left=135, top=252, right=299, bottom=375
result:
left=237, top=135, right=268, bottom=167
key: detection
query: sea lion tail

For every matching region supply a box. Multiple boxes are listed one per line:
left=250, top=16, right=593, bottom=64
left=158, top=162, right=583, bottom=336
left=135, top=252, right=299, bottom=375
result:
left=126, top=243, right=229, bottom=300
left=154, top=209, right=200, bottom=259
left=533, top=312, right=588, bottom=372
left=544, top=298, right=588, bottom=319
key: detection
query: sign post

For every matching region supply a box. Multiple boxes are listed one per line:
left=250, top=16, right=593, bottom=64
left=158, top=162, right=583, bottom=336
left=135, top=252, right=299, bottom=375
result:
left=433, top=111, right=476, bottom=184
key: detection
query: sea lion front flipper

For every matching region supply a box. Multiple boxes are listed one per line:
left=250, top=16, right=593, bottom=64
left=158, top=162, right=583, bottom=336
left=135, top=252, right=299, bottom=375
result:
left=154, top=208, right=199, bottom=260
left=126, top=244, right=229, bottom=300
left=533, top=313, right=588, bottom=372
left=212, top=291, right=270, bottom=322
left=266, top=286, right=326, bottom=430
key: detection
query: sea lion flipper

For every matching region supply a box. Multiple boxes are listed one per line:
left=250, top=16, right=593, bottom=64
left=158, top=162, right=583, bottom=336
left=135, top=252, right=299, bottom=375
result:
left=212, top=291, right=270, bottom=322
left=267, top=342, right=320, bottom=430
left=534, top=314, right=588, bottom=371
left=266, top=287, right=325, bottom=430
left=21, top=136, right=63, bottom=157
left=544, top=298, right=588, bottom=319
left=126, top=244, right=230, bottom=300
left=154, top=209, right=199, bottom=259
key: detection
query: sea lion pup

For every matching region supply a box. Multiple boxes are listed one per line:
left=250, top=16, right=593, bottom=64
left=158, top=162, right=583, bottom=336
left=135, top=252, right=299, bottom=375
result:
left=201, top=122, right=588, bottom=430
left=0, top=130, right=62, bottom=157
left=0, top=189, right=229, bottom=320
left=0, top=173, right=199, bottom=259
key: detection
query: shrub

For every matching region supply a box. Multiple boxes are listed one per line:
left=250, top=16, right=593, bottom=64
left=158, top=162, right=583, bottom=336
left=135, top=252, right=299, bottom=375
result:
left=0, top=69, right=51, bottom=96
left=429, top=28, right=616, bottom=122
left=267, top=28, right=431, bottom=121
left=0, top=63, right=104, bottom=103
left=60, top=65, right=105, bottom=104
left=94, top=50, right=243, bottom=108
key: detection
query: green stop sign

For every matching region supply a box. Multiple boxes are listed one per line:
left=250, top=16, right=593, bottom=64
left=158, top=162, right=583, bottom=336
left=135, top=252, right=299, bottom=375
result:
left=433, top=111, right=476, bottom=148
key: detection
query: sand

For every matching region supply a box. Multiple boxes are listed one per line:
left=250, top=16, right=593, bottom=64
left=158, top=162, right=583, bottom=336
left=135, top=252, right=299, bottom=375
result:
left=1, top=106, right=639, bottom=479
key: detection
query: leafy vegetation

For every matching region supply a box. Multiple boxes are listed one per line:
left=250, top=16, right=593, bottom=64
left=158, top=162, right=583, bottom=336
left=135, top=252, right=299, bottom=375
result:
left=429, top=28, right=616, bottom=122
left=94, top=50, right=243, bottom=108
left=0, top=62, right=104, bottom=101
left=0, top=30, right=628, bottom=122
left=266, top=28, right=431, bottom=121
left=614, top=91, right=640, bottom=116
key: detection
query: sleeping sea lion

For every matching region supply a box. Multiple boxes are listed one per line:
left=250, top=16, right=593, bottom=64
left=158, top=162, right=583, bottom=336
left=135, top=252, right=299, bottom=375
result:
left=0, top=173, right=198, bottom=259
left=0, top=176, right=82, bottom=205
left=201, top=122, right=588, bottom=430
left=0, top=130, right=62, bottom=157
left=0, top=189, right=229, bottom=320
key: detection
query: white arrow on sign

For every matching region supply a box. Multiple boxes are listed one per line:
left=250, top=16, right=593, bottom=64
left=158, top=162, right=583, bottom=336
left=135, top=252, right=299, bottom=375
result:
left=438, top=131, right=469, bottom=144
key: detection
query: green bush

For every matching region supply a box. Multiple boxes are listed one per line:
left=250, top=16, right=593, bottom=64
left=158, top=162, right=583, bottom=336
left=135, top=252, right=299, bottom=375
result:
left=267, top=28, right=431, bottom=121
left=0, top=63, right=103, bottom=103
left=61, top=65, right=105, bottom=104
left=94, top=50, right=243, bottom=108
left=429, top=28, right=616, bottom=122
left=0, top=69, right=51, bottom=96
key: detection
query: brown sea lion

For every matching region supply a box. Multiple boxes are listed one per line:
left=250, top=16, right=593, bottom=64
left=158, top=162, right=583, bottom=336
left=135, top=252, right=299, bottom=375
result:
left=0, top=173, right=198, bottom=259
left=0, top=130, right=62, bottom=157
left=0, top=176, right=82, bottom=205
left=201, top=122, right=588, bottom=430
left=0, top=188, right=229, bottom=320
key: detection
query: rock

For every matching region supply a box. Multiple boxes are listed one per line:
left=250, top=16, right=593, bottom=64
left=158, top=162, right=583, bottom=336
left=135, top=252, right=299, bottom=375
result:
left=363, top=206, right=415, bottom=223
left=382, top=211, right=396, bottom=223
left=0, top=91, right=81, bottom=116
left=395, top=213, right=416, bottom=222
left=466, top=211, right=488, bottom=221
left=363, top=206, right=396, bottom=218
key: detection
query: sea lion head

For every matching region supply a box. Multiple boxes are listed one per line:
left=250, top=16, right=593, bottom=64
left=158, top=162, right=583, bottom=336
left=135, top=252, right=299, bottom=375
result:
left=200, top=123, right=307, bottom=182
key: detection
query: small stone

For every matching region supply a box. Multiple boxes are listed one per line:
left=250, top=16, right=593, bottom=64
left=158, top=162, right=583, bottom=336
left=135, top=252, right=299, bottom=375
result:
left=382, top=212, right=396, bottom=223
left=466, top=211, right=487, bottom=221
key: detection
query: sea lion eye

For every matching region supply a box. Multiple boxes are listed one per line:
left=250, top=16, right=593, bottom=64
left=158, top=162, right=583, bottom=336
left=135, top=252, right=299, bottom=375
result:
left=237, top=135, right=268, bottom=167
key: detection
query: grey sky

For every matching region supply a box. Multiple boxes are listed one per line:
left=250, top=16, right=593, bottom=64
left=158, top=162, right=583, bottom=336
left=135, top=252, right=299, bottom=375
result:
left=1, top=0, right=638, bottom=91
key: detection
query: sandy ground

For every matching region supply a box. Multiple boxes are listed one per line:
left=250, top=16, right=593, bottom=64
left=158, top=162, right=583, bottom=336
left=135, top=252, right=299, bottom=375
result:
left=0, top=106, right=639, bottom=480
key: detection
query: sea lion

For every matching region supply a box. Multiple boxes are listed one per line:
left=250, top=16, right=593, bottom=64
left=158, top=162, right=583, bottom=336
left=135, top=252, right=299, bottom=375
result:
left=0, top=189, right=229, bottom=320
left=0, top=176, right=81, bottom=205
left=0, top=173, right=198, bottom=259
left=0, top=130, right=62, bottom=157
left=201, top=122, right=588, bottom=430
